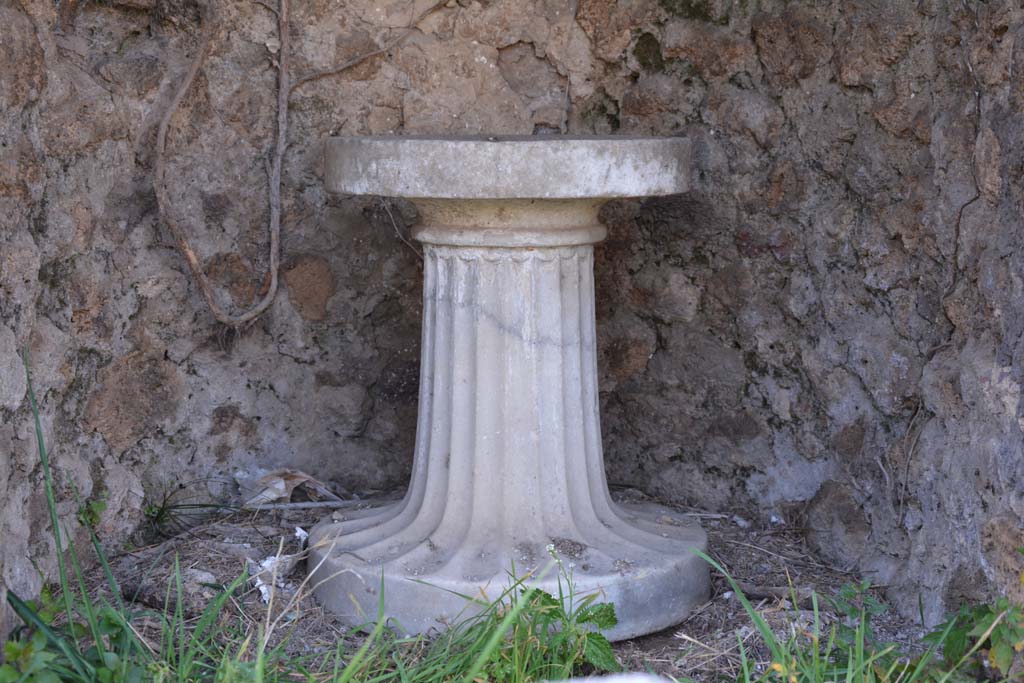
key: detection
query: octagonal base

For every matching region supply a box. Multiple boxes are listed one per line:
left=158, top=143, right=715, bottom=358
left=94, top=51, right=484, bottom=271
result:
left=308, top=498, right=708, bottom=641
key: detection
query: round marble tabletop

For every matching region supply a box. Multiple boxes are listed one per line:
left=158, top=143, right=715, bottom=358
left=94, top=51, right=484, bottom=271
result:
left=324, top=135, right=690, bottom=199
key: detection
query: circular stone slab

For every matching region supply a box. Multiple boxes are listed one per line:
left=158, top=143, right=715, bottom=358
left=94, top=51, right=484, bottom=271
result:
left=309, top=498, right=708, bottom=642
left=324, top=135, right=690, bottom=199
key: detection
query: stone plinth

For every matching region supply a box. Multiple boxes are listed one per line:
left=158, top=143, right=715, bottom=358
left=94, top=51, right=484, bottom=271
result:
left=311, top=136, right=708, bottom=641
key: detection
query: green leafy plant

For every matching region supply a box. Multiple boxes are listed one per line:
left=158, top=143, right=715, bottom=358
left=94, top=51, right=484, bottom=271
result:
left=830, top=579, right=889, bottom=650
left=76, top=497, right=107, bottom=531
left=0, top=630, right=61, bottom=683
left=23, top=585, right=61, bottom=629
left=925, top=598, right=1024, bottom=678
left=468, top=552, right=622, bottom=681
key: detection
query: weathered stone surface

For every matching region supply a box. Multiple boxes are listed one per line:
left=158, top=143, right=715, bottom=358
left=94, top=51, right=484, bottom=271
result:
left=395, top=38, right=533, bottom=134
left=752, top=9, right=831, bottom=86
left=835, top=4, right=918, bottom=88
left=621, top=73, right=703, bottom=133
left=0, top=4, right=45, bottom=110
left=84, top=351, right=185, bottom=455
left=634, top=269, right=701, bottom=324
left=282, top=255, right=337, bottom=321
left=805, top=482, right=872, bottom=570
left=2, top=0, right=1024, bottom=640
left=0, top=230, right=42, bottom=341
left=205, top=252, right=263, bottom=308
left=497, top=43, right=567, bottom=129
left=662, top=20, right=759, bottom=80
left=982, top=515, right=1024, bottom=604
left=578, top=0, right=658, bottom=62
left=974, top=127, right=1003, bottom=204
left=0, top=327, right=26, bottom=412
left=704, top=85, right=785, bottom=148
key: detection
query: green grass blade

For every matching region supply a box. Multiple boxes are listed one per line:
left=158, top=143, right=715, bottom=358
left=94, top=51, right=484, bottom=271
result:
left=79, top=520, right=149, bottom=674
left=83, top=508, right=128, bottom=617
left=461, top=584, right=539, bottom=683
left=65, top=535, right=108, bottom=664
left=902, top=620, right=954, bottom=683
left=179, top=572, right=247, bottom=679
left=21, top=349, right=78, bottom=647
left=172, top=556, right=186, bottom=681
left=692, top=548, right=786, bottom=664
left=337, top=574, right=390, bottom=683
left=736, top=631, right=753, bottom=683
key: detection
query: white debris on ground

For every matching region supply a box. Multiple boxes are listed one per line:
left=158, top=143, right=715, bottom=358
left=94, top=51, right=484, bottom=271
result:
left=249, top=553, right=303, bottom=603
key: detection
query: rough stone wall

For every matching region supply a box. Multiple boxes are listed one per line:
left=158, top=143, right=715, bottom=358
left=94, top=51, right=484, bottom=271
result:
left=1, top=0, right=1022, bottom=637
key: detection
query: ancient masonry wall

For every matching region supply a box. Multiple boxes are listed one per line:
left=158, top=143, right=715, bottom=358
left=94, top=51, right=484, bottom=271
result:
left=1, top=0, right=1022, bottom=636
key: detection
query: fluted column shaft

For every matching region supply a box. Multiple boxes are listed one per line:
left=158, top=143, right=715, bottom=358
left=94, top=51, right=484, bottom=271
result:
left=310, top=197, right=708, bottom=640
left=416, top=243, right=604, bottom=546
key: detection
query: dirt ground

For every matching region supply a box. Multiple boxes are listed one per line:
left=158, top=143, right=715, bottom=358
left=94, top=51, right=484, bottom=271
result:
left=91, top=492, right=923, bottom=682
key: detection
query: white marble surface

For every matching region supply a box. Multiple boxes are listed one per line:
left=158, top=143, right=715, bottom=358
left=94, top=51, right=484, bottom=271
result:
left=311, top=136, right=708, bottom=640
left=324, top=135, right=690, bottom=199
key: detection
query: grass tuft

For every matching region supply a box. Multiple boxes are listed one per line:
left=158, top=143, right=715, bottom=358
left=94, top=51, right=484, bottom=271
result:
left=694, top=548, right=1023, bottom=683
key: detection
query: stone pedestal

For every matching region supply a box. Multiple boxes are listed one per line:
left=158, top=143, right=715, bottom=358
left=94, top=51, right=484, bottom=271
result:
left=310, top=136, right=708, bottom=641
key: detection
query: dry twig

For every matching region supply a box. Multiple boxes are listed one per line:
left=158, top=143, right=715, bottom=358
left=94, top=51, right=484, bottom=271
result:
left=897, top=401, right=923, bottom=525
left=721, top=538, right=841, bottom=573
left=673, top=630, right=749, bottom=678
left=381, top=199, right=423, bottom=260
left=245, top=499, right=365, bottom=511
left=155, top=0, right=288, bottom=328
left=734, top=581, right=818, bottom=609
left=559, top=0, right=579, bottom=133
left=289, top=0, right=448, bottom=94
left=158, top=0, right=452, bottom=325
